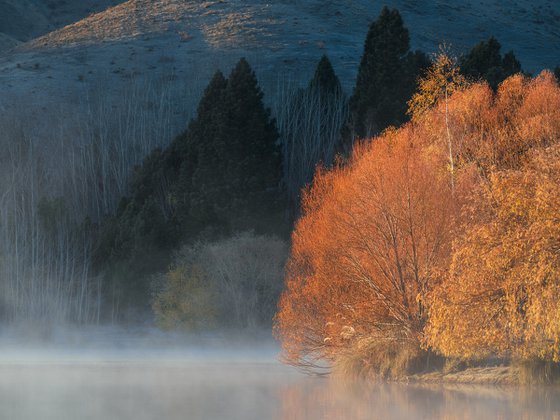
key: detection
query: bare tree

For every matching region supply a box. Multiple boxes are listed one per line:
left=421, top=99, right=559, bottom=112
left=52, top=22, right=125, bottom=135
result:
left=274, top=78, right=348, bottom=213
left=0, top=69, right=209, bottom=325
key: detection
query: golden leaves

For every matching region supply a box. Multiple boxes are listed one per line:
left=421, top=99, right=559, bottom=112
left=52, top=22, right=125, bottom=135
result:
left=275, top=70, right=560, bottom=373
left=427, top=143, right=560, bottom=362
left=407, top=49, right=469, bottom=120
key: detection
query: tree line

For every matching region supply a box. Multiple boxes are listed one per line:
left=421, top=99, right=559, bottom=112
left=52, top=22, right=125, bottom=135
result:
left=0, top=6, right=551, bottom=328
left=93, top=6, right=532, bottom=326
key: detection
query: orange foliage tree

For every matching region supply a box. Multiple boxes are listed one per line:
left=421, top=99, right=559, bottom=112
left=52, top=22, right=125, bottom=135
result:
left=426, top=144, right=560, bottom=362
left=407, top=49, right=468, bottom=120
left=274, top=125, right=464, bottom=373
left=275, top=70, right=560, bottom=375
left=451, top=71, right=559, bottom=171
left=423, top=70, right=560, bottom=362
left=407, top=49, right=469, bottom=192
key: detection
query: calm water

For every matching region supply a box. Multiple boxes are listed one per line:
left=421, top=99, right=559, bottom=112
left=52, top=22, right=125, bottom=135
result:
left=0, top=330, right=559, bottom=420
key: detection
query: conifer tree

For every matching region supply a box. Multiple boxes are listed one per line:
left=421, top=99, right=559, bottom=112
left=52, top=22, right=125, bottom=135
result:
left=345, top=7, right=429, bottom=143
left=309, top=54, right=342, bottom=95
left=279, top=55, right=347, bottom=215
left=217, top=58, right=283, bottom=227
left=460, top=37, right=522, bottom=89
left=94, top=62, right=284, bottom=319
left=175, top=70, right=228, bottom=228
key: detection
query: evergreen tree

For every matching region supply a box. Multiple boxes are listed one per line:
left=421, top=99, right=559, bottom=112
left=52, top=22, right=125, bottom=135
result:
left=217, top=58, right=283, bottom=227
left=309, top=54, right=342, bottom=95
left=460, top=37, right=522, bottom=90
left=174, top=70, right=228, bottom=230
left=94, top=60, right=285, bottom=320
left=95, top=73, right=230, bottom=274
left=554, top=66, right=560, bottom=84
left=345, top=7, right=429, bottom=143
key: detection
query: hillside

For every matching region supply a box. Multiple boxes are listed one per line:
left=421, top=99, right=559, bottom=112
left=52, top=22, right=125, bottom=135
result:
left=0, top=0, right=558, bottom=135
left=16, top=0, right=560, bottom=72
left=0, top=0, right=124, bottom=49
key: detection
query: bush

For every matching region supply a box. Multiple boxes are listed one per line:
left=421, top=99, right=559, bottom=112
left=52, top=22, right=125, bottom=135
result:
left=153, top=232, right=288, bottom=330
left=152, top=264, right=216, bottom=331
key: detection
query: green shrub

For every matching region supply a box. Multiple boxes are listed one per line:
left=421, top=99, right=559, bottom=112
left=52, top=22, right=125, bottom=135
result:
left=153, top=232, right=288, bottom=330
left=153, top=264, right=216, bottom=330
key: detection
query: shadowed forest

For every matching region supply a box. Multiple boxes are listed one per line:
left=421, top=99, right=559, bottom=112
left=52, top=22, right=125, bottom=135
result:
left=1, top=6, right=560, bottom=383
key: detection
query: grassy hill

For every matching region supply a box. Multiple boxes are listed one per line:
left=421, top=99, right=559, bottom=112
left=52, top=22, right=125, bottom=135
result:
left=0, top=0, right=558, bottom=140
left=0, top=0, right=124, bottom=50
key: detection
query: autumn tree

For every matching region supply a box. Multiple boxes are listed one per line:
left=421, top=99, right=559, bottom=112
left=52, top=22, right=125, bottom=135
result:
left=274, top=125, right=463, bottom=376
left=275, top=71, right=560, bottom=378
left=408, top=49, right=469, bottom=190
left=407, top=49, right=468, bottom=120
left=426, top=144, right=560, bottom=363
left=423, top=71, right=560, bottom=364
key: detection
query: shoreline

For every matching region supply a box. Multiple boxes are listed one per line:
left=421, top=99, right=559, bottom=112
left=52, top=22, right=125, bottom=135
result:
left=408, top=366, right=519, bottom=385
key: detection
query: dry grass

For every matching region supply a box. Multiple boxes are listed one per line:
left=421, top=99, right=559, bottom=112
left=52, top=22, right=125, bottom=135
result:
left=442, top=357, right=469, bottom=374
left=332, top=338, right=427, bottom=381
left=334, top=347, right=560, bottom=385
left=328, top=336, right=552, bottom=385
left=24, top=0, right=283, bottom=50
left=411, top=366, right=520, bottom=385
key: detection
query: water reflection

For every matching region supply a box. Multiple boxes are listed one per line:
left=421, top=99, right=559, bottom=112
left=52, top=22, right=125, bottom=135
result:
left=280, top=377, right=560, bottom=420
left=0, top=359, right=559, bottom=420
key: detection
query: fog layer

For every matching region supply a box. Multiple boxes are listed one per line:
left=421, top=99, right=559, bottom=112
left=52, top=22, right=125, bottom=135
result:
left=0, top=328, right=559, bottom=420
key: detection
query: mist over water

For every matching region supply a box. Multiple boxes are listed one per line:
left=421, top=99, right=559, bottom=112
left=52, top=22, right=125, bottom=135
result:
left=0, top=327, right=557, bottom=420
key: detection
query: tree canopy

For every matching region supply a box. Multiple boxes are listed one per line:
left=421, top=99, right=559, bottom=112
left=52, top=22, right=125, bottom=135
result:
left=275, top=70, right=560, bottom=377
left=309, top=54, right=342, bottom=95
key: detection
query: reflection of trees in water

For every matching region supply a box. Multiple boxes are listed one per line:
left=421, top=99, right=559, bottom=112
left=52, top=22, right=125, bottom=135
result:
left=278, top=379, right=560, bottom=420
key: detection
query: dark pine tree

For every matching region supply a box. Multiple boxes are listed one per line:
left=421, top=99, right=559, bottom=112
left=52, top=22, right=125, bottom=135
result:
left=96, top=71, right=229, bottom=266
left=345, top=7, right=429, bottom=144
left=309, top=54, right=342, bottom=95
left=460, top=37, right=522, bottom=90
left=93, top=70, right=231, bottom=321
left=216, top=58, right=283, bottom=229
left=94, top=60, right=286, bottom=321
left=173, top=70, right=228, bottom=231
left=306, top=54, right=346, bottom=160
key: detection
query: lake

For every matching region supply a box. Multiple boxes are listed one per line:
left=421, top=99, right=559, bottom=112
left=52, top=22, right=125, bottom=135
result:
left=0, top=329, right=558, bottom=419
